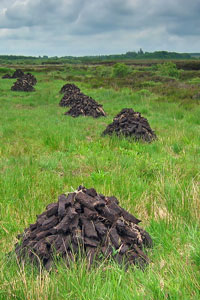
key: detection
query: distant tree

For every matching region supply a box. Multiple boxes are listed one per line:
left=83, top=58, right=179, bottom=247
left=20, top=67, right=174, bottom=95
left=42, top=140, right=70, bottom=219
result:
left=138, top=48, right=144, bottom=55
left=125, top=51, right=138, bottom=58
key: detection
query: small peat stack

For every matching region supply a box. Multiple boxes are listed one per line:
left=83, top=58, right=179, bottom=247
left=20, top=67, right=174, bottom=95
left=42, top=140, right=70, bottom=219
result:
left=102, top=108, right=156, bottom=142
left=2, top=70, right=36, bottom=84
left=59, top=83, right=80, bottom=94
left=64, top=94, right=106, bottom=118
left=2, top=74, right=12, bottom=79
left=22, top=73, right=37, bottom=86
left=3, top=68, right=25, bottom=79
left=59, top=83, right=106, bottom=118
left=11, top=78, right=35, bottom=92
left=14, top=186, right=152, bottom=271
left=12, top=69, right=25, bottom=78
left=59, top=90, right=80, bottom=107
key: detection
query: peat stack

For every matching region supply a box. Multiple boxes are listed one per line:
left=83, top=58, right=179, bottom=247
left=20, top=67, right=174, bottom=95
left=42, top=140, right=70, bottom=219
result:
left=11, top=78, right=35, bottom=92
left=59, top=83, right=80, bottom=94
left=102, top=108, right=156, bottom=142
left=64, top=94, right=106, bottom=118
left=2, top=74, right=12, bottom=79
left=59, top=84, right=106, bottom=118
left=59, top=90, right=80, bottom=107
left=2, top=69, right=24, bottom=79
left=12, top=69, right=25, bottom=78
left=14, top=186, right=152, bottom=271
left=22, top=73, right=37, bottom=86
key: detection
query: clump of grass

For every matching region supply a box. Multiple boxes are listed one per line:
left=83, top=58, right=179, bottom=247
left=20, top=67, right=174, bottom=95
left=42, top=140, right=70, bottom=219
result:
left=188, top=77, right=200, bottom=84
left=142, top=81, right=162, bottom=87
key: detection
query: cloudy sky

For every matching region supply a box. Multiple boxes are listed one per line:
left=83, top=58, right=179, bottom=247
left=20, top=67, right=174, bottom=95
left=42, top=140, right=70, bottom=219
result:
left=0, top=0, right=200, bottom=56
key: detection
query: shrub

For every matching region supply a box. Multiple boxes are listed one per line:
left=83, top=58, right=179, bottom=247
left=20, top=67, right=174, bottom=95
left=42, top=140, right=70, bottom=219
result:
left=96, top=66, right=112, bottom=77
left=157, top=62, right=180, bottom=78
left=112, top=63, right=130, bottom=78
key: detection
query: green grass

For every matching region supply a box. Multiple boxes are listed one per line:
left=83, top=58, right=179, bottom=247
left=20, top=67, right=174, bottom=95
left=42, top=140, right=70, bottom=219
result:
left=188, top=77, right=200, bottom=85
left=0, top=67, right=200, bottom=299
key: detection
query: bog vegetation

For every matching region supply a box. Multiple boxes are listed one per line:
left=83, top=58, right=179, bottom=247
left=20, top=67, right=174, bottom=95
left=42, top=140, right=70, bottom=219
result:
left=0, top=58, right=199, bottom=300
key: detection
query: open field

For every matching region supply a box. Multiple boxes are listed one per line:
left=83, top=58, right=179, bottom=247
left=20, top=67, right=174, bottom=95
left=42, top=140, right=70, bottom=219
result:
left=0, top=62, right=200, bottom=299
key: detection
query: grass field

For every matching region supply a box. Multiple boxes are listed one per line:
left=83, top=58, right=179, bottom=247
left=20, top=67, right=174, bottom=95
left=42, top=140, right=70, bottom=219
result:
left=0, top=64, right=200, bottom=299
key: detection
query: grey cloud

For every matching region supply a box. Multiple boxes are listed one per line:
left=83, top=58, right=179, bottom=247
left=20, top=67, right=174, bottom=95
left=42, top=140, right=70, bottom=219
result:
left=1, top=0, right=83, bottom=28
left=69, top=0, right=200, bottom=37
left=0, top=0, right=200, bottom=55
left=1, top=0, right=200, bottom=36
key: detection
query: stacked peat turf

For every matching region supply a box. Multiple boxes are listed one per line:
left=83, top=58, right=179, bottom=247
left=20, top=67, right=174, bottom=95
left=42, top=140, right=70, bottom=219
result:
left=22, top=73, right=37, bottom=86
left=64, top=93, right=106, bottom=118
left=59, top=89, right=80, bottom=107
left=59, top=83, right=106, bottom=117
left=59, top=83, right=80, bottom=94
left=11, top=78, right=35, bottom=92
left=2, top=74, right=12, bottom=79
left=3, top=69, right=37, bottom=92
left=14, top=186, right=152, bottom=271
left=2, top=69, right=24, bottom=79
left=102, top=108, right=156, bottom=142
left=12, top=69, right=25, bottom=78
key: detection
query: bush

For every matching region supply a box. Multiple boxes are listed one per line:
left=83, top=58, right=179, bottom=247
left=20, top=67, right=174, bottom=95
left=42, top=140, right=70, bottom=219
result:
left=112, top=63, right=130, bottom=78
left=96, top=66, right=112, bottom=77
left=157, top=62, right=180, bottom=78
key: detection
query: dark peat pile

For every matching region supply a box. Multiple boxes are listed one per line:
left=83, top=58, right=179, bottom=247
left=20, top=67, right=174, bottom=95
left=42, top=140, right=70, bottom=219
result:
left=59, top=90, right=80, bottom=107
left=12, top=69, right=25, bottom=78
left=22, top=73, right=37, bottom=86
left=11, top=78, right=35, bottom=92
left=102, top=108, right=156, bottom=142
left=11, top=72, right=37, bottom=92
left=2, top=74, right=12, bottom=79
left=2, top=69, right=24, bottom=79
left=59, top=83, right=106, bottom=117
left=14, top=186, right=152, bottom=271
left=3, top=68, right=37, bottom=91
left=59, top=83, right=80, bottom=95
left=64, top=94, right=106, bottom=118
